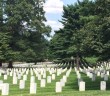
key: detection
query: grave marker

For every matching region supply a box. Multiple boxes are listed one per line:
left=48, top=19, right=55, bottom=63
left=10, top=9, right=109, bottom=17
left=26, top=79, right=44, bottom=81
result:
left=30, top=83, right=37, bottom=94
left=2, top=83, right=9, bottom=95
left=19, top=80, right=25, bottom=89
left=100, top=81, right=106, bottom=91
left=79, top=81, right=85, bottom=91
left=56, top=82, right=62, bottom=93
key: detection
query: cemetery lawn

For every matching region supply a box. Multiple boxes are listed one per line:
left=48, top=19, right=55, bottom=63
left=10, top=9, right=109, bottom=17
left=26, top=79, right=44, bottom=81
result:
left=1, top=69, right=110, bottom=96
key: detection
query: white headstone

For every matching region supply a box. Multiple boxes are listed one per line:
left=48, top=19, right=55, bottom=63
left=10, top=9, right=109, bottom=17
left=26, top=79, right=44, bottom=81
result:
left=92, top=74, right=95, bottom=81
left=107, top=71, right=109, bottom=76
left=100, top=81, right=106, bottom=91
left=47, top=76, right=51, bottom=83
left=57, top=69, right=61, bottom=76
left=79, top=81, right=85, bottom=91
left=63, top=75, right=67, bottom=82
left=104, top=75, right=108, bottom=81
left=89, top=73, right=93, bottom=78
left=30, top=76, right=35, bottom=83
left=10, top=72, right=13, bottom=76
left=56, top=82, right=62, bottom=93
left=13, top=76, right=17, bottom=84
left=40, top=79, right=46, bottom=87
left=30, top=83, right=37, bottom=94
left=87, top=72, right=90, bottom=77
left=18, top=74, right=21, bottom=79
left=26, top=70, right=29, bottom=75
left=101, top=73, right=104, bottom=78
left=66, top=71, right=70, bottom=77
left=97, top=71, right=100, bottom=76
left=52, top=74, right=55, bottom=80
left=60, top=79, right=65, bottom=87
left=31, top=71, right=33, bottom=76
left=4, top=75, right=8, bottom=80
left=0, top=80, right=3, bottom=90
left=2, top=83, right=9, bottom=95
left=43, top=73, right=46, bottom=78
left=38, top=75, right=41, bottom=80
left=23, top=75, right=27, bottom=81
left=77, top=73, right=81, bottom=79
left=19, top=80, right=25, bottom=89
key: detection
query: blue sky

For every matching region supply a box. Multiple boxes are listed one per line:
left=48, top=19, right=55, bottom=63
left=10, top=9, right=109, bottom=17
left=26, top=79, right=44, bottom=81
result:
left=43, top=0, right=78, bottom=39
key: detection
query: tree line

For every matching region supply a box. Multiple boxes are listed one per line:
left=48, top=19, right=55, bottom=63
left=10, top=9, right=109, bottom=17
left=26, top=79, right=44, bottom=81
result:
left=49, top=0, right=110, bottom=67
left=0, top=0, right=51, bottom=67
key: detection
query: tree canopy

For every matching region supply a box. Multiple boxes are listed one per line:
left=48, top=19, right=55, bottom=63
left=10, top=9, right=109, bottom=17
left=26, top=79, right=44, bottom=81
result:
left=0, top=0, right=51, bottom=67
left=49, top=0, right=110, bottom=64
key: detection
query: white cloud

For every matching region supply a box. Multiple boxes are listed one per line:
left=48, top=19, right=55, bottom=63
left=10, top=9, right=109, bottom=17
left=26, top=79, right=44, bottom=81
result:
left=43, top=0, right=63, bottom=14
left=45, top=20, right=63, bottom=30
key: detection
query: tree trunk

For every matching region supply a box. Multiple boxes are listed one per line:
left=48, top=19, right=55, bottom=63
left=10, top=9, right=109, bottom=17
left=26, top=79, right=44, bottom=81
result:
left=76, top=54, right=80, bottom=70
left=0, top=61, right=2, bottom=67
left=34, top=61, right=37, bottom=65
left=8, top=60, right=13, bottom=68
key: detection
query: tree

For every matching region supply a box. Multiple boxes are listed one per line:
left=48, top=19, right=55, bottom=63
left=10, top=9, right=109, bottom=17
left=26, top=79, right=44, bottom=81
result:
left=50, top=0, right=95, bottom=65
left=2, top=0, right=51, bottom=65
left=50, top=0, right=110, bottom=67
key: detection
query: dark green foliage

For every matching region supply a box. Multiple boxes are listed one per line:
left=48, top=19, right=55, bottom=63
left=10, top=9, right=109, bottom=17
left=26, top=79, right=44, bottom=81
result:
left=0, top=0, right=51, bottom=66
left=49, top=0, right=110, bottom=64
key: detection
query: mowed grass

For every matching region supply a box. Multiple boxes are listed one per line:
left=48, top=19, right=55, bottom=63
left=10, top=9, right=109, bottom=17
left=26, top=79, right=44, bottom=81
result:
left=0, top=68, right=110, bottom=96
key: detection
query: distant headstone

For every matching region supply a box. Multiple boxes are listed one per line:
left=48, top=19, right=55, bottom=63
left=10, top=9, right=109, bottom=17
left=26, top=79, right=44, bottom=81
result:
left=13, top=76, right=17, bottom=84
left=52, top=74, right=55, bottom=80
left=4, top=75, right=8, bottom=80
left=63, top=75, right=67, bottom=82
left=23, top=75, right=27, bottom=81
left=101, top=73, right=104, bottom=78
left=19, top=80, right=25, bottom=89
left=77, top=73, right=81, bottom=79
left=107, top=71, right=109, bottom=76
left=10, top=72, right=13, bottom=76
left=100, top=81, right=106, bottom=91
left=47, top=76, right=51, bottom=83
left=18, top=74, right=21, bottom=79
left=79, top=81, right=85, bottom=91
left=43, top=73, right=46, bottom=78
left=30, top=76, right=35, bottom=83
left=60, top=79, right=65, bottom=87
left=56, top=82, right=62, bottom=92
left=30, top=83, right=37, bottom=94
left=38, top=75, right=41, bottom=80
left=2, top=83, right=9, bottom=95
left=104, top=75, right=108, bottom=81
left=0, top=80, right=3, bottom=90
left=92, top=74, right=95, bottom=81
left=40, top=79, right=46, bottom=87
left=26, top=70, right=29, bottom=75
left=97, top=71, right=100, bottom=76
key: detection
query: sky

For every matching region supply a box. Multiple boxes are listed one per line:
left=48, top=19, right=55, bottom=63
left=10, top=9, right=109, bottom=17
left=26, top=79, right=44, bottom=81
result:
left=43, top=0, right=78, bottom=40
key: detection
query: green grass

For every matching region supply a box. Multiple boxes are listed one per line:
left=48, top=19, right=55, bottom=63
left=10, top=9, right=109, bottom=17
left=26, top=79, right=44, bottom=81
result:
left=0, top=68, right=110, bottom=96
left=85, top=57, right=98, bottom=64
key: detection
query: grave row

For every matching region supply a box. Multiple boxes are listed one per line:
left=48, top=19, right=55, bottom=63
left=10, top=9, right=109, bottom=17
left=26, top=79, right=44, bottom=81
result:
left=74, top=62, right=110, bottom=91
left=0, top=67, right=72, bottom=95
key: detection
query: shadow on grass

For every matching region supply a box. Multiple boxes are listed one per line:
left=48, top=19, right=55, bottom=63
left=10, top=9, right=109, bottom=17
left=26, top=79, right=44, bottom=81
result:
left=81, top=72, right=110, bottom=91
left=63, top=71, right=79, bottom=91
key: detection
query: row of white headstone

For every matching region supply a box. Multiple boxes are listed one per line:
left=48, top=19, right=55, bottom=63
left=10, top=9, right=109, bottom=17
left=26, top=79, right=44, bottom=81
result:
left=74, top=63, right=110, bottom=91
left=0, top=67, right=70, bottom=95
left=56, top=68, right=72, bottom=92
